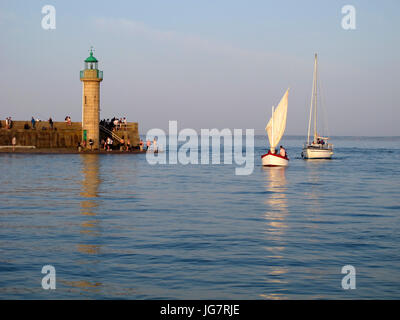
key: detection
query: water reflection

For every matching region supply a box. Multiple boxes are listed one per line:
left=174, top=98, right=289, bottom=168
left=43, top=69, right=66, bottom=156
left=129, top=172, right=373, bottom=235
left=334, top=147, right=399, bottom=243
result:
left=73, top=154, right=103, bottom=292
left=261, top=167, right=289, bottom=299
left=304, top=161, right=324, bottom=215
left=80, top=154, right=101, bottom=235
left=263, top=167, right=288, bottom=233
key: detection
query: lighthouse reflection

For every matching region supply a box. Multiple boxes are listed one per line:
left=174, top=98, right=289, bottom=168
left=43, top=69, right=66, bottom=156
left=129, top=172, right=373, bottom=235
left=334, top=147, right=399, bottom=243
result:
left=66, top=154, right=103, bottom=293
left=260, top=166, right=289, bottom=300
left=80, top=154, right=101, bottom=226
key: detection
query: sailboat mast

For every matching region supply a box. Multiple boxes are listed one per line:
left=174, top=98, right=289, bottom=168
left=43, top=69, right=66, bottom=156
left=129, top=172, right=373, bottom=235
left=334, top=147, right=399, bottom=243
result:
left=314, top=54, right=318, bottom=142
left=307, top=54, right=317, bottom=145
left=271, top=105, right=274, bottom=153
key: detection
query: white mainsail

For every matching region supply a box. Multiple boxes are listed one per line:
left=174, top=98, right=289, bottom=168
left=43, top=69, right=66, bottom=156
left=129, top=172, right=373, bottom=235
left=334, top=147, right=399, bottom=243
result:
left=265, top=89, right=289, bottom=152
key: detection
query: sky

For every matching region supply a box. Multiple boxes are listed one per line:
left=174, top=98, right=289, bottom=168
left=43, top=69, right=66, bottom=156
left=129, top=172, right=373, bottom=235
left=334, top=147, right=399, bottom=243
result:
left=0, top=0, right=399, bottom=136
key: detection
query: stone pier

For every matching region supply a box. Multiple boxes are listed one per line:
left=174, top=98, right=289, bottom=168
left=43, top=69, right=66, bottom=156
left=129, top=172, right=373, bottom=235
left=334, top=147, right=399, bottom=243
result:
left=0, top=120, right=139, bottom=149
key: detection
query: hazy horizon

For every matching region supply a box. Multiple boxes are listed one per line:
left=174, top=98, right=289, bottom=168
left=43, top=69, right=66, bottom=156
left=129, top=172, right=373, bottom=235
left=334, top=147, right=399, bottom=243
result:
left=1, top=0, right=399, bottom=136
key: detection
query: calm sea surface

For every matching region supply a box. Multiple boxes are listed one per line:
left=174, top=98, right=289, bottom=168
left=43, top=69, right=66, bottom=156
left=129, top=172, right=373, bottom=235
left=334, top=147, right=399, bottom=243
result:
left=0, top=136, right=399, bottom=299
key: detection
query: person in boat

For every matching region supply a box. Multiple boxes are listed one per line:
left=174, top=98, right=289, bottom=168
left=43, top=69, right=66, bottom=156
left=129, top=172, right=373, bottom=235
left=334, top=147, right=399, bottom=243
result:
left=279, top=146, right=286, bottom=158
left=316, top=137, right=325, bottom=145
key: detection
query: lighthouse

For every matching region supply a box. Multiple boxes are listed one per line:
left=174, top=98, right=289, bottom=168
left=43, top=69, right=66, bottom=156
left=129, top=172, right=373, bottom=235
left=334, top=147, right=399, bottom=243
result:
left=80, top=48, right=103, bottom=150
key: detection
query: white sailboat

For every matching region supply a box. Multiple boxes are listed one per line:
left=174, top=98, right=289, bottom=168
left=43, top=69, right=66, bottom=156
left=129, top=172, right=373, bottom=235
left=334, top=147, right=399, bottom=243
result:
left=302, top=54, right=333, bottom=159
left=261, top=89, right=289, bottom=167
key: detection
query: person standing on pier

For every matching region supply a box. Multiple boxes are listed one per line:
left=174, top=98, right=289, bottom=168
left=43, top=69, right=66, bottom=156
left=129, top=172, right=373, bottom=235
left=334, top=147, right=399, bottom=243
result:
left=153, top=138, right=158, bottom=153
left=120, top=136, right=125, bottom=151
left=12, top=136, right=16, bottom=152
left=106, top=137, right=113, bottom=151
left=31, top=117, right=36, bottom=129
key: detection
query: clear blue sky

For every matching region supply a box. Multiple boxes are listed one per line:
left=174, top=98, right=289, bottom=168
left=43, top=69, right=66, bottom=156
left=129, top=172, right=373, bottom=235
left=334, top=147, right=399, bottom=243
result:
left=0, top=0, right=399, bottom=135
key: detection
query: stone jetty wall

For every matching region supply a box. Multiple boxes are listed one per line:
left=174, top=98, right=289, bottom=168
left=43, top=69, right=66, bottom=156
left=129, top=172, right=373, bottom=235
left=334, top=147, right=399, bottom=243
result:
left=0, top=120, right=140, bottom=148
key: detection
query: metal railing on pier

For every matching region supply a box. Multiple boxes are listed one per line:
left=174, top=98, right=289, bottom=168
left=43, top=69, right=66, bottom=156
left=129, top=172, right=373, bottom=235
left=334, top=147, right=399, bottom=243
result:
left=99, top=125, right=123, bottom=143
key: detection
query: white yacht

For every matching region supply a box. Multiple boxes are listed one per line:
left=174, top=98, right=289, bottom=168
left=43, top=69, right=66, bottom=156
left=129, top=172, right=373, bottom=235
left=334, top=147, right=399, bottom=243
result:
left=302, top=54, right=333, bottom=159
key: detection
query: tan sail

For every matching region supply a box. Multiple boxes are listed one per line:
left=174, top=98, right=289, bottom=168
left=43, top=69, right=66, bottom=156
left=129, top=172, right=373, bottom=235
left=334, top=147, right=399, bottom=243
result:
left=265, top=89, right=289, bottom=152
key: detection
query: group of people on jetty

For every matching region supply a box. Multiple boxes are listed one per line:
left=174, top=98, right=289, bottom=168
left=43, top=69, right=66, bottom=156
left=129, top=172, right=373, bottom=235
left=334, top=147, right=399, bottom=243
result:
left=100, top=117, right=128, bottom=132
left=64, top=116, right=72, bottom=125
left=1, top=116, right=60, bottom=130
left=31, top=117, right=55, bottom=130
left=100, top=135, right=133, bottom=152
left=97, top=117, right=133, bottom=152
left=2, top=117, right=13, bottom=129
left=139, top=138, right=158, bottom=153
left=84, top=137, right=158, bottom=153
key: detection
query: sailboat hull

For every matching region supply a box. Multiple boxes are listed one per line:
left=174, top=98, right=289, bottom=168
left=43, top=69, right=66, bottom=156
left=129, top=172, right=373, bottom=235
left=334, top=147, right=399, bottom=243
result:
left=301, top=146, right=333, bottom=159
left=261, top=151, right=289, bottom=166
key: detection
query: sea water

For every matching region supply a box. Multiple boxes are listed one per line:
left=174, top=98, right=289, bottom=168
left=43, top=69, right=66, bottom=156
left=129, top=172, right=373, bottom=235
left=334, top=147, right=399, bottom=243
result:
left=0, top=136, right=399, bottom=299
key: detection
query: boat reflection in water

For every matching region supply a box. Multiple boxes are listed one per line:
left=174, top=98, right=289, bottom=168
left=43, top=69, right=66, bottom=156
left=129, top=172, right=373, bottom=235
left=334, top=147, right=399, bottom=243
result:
left=304, top=160, right=325, bottom=216
left=62, top=154, right=103, bottom=293
left=260, top=166, right=289, bottom=300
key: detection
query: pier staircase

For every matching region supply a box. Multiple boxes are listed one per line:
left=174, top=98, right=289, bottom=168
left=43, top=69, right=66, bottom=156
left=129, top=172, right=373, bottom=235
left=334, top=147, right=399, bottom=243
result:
left=99, top=125, right=123, bottom=143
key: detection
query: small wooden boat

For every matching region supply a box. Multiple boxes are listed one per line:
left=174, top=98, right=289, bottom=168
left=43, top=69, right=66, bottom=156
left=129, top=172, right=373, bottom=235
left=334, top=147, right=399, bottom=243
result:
left=261, top=89, right=289, bottom=167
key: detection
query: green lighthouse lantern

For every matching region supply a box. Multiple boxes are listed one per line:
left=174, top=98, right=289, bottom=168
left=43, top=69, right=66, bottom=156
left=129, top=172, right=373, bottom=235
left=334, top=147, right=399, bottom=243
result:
left=85, top=47, right=98, bottom=70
